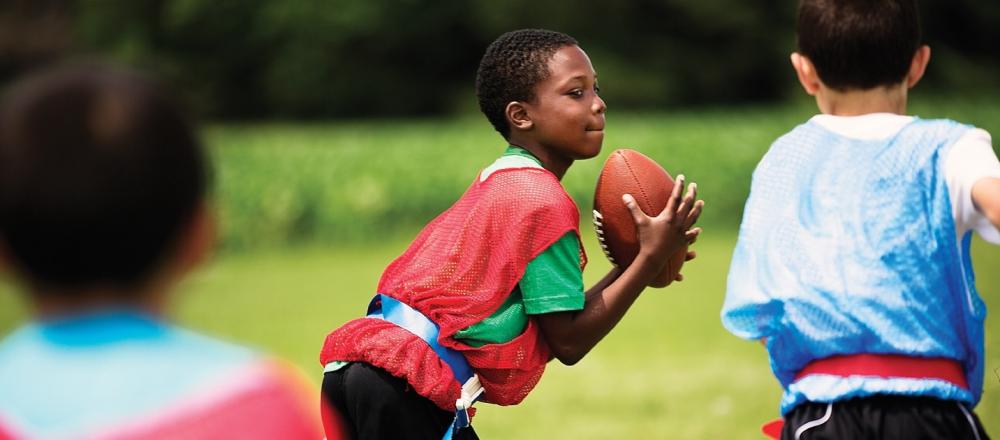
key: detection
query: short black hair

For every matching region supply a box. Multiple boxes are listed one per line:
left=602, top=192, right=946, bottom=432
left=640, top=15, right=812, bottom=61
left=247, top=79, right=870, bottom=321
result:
left=0, top=64, right=208, bottom=291
left=476, top=29, right=578, bottom=139
left=797, top=0, right=921, bottom=91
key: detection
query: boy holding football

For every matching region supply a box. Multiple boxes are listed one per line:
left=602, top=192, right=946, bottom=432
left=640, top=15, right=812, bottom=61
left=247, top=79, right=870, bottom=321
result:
left=722, top=0, right=1000, bottom=438
left=320, top=29, right=703, bottom=439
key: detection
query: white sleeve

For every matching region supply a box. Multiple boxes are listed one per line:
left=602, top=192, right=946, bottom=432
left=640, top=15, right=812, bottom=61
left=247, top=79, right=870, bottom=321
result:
left=945, top=128, right=1000, bottom=244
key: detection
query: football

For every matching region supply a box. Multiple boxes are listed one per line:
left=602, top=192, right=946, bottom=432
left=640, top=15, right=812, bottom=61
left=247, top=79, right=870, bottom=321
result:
left=593, top=149, right=687, bottom=286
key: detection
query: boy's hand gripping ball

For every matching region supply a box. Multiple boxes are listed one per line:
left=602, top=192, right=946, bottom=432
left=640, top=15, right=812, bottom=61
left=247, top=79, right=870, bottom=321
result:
left=593, top=149, right=687, bottom=286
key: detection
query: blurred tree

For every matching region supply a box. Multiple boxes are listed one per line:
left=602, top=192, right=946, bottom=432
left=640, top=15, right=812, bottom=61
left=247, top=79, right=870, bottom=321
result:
left=1, top=0, right=996, bottom=119
left=920, top=1, right=1000, bottom=96
left=0, top=0, right=73, bottom=84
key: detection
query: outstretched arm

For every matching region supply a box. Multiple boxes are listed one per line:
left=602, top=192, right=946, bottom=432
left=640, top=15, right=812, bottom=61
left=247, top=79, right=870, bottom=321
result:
left=536, top=177, right=703, bottom=365
left=972, top=177, right=1000, bottom=230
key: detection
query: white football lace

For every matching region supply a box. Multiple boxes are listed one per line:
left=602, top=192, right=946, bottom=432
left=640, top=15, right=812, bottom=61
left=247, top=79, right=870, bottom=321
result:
left=592, top=210, right=618, bottom=266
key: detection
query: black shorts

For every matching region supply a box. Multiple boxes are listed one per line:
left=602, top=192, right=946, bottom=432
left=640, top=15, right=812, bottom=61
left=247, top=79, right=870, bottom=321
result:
left=782, top=394, right=990, bottom=440
left=322, top=362, right=479, bottom=440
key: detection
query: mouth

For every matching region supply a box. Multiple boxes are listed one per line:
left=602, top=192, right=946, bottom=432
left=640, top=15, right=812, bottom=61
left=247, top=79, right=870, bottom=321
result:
left=587, top=119, right=606, bottom=132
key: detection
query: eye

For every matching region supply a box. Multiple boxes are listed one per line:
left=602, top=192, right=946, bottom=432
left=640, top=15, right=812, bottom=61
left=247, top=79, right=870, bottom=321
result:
left=594, top=84, right=601, bottom=95
left=568, top=89, right=584, bottom=98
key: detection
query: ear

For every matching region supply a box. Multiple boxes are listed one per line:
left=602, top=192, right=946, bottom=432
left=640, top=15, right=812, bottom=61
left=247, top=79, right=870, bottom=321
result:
left=505, top=101, right=533, bottom=132
left=790, top=53, right=821, bottom=96
left=905, top=45, right=931, bottom=88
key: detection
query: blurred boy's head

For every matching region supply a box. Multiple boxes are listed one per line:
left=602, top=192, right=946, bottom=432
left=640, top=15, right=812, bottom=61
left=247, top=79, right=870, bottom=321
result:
left=0, top=64, right=209, bottom=297
left=475, top=29, right=579, bottom=139
left=796, top=0, right=922, bottom=91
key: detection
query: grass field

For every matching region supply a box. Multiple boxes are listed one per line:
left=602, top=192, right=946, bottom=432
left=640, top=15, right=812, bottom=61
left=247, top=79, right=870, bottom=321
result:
left=1, top=103, right=999, bottom=438
left=1, top=231, right=998, bottom=438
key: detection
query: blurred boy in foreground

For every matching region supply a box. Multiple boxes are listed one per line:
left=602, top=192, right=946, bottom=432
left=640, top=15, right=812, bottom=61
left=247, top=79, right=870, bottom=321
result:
left=0, top=64, right=328, bottom=439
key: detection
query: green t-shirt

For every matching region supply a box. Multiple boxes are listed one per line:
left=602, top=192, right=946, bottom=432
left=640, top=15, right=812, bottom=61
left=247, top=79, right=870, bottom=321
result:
left=451, top=146, right=585, bottom=347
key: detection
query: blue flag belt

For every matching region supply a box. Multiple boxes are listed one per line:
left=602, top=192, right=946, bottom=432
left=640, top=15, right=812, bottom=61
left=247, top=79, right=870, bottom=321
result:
left=366, top=294, right=484, bottom=439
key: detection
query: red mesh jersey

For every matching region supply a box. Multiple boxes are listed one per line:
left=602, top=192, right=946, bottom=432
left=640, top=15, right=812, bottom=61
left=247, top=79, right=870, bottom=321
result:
left=321, top=167, right=586, bottom=410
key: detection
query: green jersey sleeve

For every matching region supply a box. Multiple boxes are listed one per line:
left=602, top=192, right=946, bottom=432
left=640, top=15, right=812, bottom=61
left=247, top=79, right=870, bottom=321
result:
left=521, top=232, right=585, bottom=315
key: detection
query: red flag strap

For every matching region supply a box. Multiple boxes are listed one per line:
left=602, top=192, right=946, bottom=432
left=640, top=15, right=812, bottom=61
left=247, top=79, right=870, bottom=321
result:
left=761, top=354, right=967, bottom=439
left=794, top=353, right=967, bottom=389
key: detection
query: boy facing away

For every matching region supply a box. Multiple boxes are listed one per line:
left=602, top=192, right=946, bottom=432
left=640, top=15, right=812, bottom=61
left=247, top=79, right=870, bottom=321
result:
left=0, top=65, right=326, bottom=439
left=320, top=29, right=703, bottom=440
left=722, top=0, right=1000, bottom=439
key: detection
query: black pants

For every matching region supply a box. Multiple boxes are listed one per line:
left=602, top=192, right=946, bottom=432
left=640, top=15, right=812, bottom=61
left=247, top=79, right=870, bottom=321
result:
left=782, top=395, right=990, bottom=440
left=322, top=362, right=480, bottom=440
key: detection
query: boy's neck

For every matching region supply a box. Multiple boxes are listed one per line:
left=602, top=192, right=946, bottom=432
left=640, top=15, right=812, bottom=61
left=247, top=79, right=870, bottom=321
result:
left=30, top=285, right=167, bottom=320
left=815, top=83, right=908, bottom=116
left=505, top=138, right=571, bottom=180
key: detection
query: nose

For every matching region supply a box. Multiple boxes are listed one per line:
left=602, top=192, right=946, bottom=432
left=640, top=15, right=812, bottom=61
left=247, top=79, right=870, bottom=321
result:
left=593, top=94, right=607, bottom=114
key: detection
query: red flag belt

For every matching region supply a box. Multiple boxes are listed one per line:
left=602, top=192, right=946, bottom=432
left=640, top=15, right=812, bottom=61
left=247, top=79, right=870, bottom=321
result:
left=794, top=353, right=967, bottom=389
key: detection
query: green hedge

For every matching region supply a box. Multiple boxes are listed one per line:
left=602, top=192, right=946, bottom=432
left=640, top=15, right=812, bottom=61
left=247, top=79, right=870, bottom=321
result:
left=206, top=98, right=1000, bottom=251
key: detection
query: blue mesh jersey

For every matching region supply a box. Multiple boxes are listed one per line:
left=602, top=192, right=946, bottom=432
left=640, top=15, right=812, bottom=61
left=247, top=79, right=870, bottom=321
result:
left=721, top=117, right=985, bottom=415
left=0, top=310, right=257, bottom=437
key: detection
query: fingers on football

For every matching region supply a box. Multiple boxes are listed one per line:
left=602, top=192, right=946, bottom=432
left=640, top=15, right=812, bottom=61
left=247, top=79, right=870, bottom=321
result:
left=685, top=227, right=702, bottom=242
left=676, top=181, right=697, bottom=222
left=685, top=199, right=704, bottom=229
left=621, top=193, right=648, bottom=226
left=661, top=174, right=685, bottom=220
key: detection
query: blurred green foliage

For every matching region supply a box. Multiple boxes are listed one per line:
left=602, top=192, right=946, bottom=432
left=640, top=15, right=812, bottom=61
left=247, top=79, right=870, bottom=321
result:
left=2, top=0, right=998, bottom=118
left=207, top=98, right=1000, bottom=251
